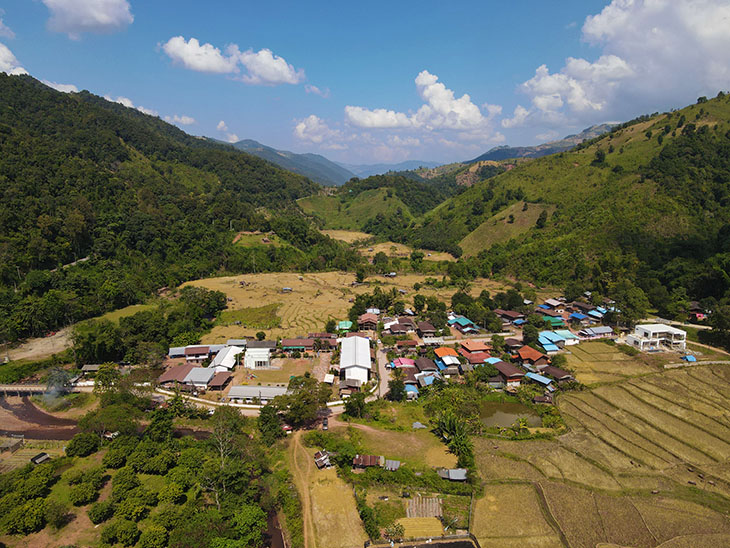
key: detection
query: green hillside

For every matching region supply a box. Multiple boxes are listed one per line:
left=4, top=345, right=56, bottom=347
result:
left=409, top=92, right=730, bottom=310
left=0, top=75, right=360, bottom=342
left=298, top=187, right=414, bottom=230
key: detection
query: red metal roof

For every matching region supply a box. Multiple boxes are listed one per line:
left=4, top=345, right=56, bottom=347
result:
left=158, top=363, right=195, bottom=384
left=184, top=346, right=209, bottom=356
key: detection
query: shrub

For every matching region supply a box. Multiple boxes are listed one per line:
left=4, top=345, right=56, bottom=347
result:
left=165, top=466, right=194, bottom=491
left=65, top=432, right=100, bottom=457
left=4, top=498, right=46, bottom=534
left=115, top=519, right=141, bottom=546
left=45, top=499, right=70, bottom=530
left=116, top=498, right=149, bottom=522
left=70, top=482, right=98, bottom=506
left=103, top=448, right=128, bottom=469
left=111, top=467, right=140, bottom=502
left=158, top=482, right=185, bottom=505
left=84, top=466, right=107, bottom=490
left=62, top=468, right=85, bottom=485
left=138, top=524, right=169, bottom=548
left=88, top=500, right=115, bottom=524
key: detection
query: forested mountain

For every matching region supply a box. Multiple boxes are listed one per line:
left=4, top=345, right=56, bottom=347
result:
left=337, top=160, right=441, bottom=178
left=408, top=93, right=730, bottom=314
left=225, top=139, right=356, bottom=186
left=0, top=75, right=359, bottom=341
left=468, top=124, right=615, bottom=162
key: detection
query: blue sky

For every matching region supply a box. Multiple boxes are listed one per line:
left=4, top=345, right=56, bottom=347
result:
left=2, top=1, right=730, bottom=163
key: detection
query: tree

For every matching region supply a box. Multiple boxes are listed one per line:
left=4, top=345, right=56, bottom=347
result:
left=66, top=431, right=100, bottom=457
left=355, top=268, right=366, bottom=283
left=93, top=362, right=121, bottom=395
left=70, top=482, right=98, bottom=506
left=275, top=376, right=331, bottom=428
left=344, top=391, right=367, bottom=418
left=45, top=499, right=70, bottom=530
left=535, top=209, right=548, bottom=229
left=491, top=334, right=505, bottom=353
left=255, top=331, right=266, bottom=341
left=145, top=408, right=174, bottom=442
left=257, top=404, right=284, bottom=445
left=608, top=279, right=650, bottom=327
left=232, top=504, right=267, bottom=548
left=413, top=294, right=426, bottom=314
left=522, top=324, right=539, bottom=346
left=115, top=519, right=141, bottom=547
left=138, top=524, right=169, bottom=548
left=325, top=319, right=337, bottom=333
left=387, top=368, right=406, bottom=402
left=78, top=404, right=139, bottom=440
left=88, top=500, right=115, bottom=524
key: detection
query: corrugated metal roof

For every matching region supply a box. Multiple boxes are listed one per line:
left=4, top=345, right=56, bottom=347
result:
left=340, top=336, right=371, bottom=370
left=228, top=385, right=288, bottom=400
left=526, top=372, right=552, bottom=385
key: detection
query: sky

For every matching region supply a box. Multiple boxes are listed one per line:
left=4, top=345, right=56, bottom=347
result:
left=2, top=0, right=730, bottom=164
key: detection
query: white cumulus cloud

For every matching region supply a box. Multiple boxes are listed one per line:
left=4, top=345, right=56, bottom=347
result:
left=162, top=36, right=239, bottom=74
left=501, top=105, right=530, bottom=128
left=225, top=133, right=239, bottom=143
left=165, top=114, right=196, bottom=125
left=162, top=36, right=304, bottom=86
left=42, top=0, right=133, bottom=40
left=217, top=120, right=228, bottom=131
left=513, top=0, right=730, bottom=127
left=294, top=114, right=342, bottom=145
left=215, top=120, right=238, bottom=142
left=345, top=71, right=500, bottom=142
left=42, top=79, right=78, bottom=93
left=238, top=48, right=304, bottom=85
left=0, top=42, right=27, bottom=75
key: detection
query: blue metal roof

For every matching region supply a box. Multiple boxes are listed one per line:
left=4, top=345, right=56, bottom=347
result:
left=588, top=310, right=604, bottom=318
left=485, top=357, right=502, bottom=365
left=513, top=319, right=526, bottom=325
left=448, top=316, right=475, bottom=327
left=569, top=312, right=588, bottom=320
left=555, top=329, right=579, bottom=340
left=596, top=307, right=608, bottom=314
left=538, top=304, right=550, bottom=310
left=405, top=384, right=419, bottom=393
left=539, top=331, right=565, bottom=343
left=681, top=355, right=697, bottom=362
left=542, top=343, right=560, bottom=352
left=526, top=372, right=552, bottom=385
left=434, top=359, right=446, bottom=371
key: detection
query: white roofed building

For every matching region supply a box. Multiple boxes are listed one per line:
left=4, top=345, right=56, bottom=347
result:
left=339, top=336, right=372, bottom=384
left=244, top=347, right=271, bottom=369
left=210, top=346, right=243, bottom=372
left=183, top=367, right=215, bottom=388
left=627, top=324, right=686, bottom=351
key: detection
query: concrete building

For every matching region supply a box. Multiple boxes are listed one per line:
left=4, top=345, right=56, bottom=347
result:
left=244, top=347, right=271, bottom=369
left=339, top=336, right=371, bottom=384
left=627, top=324, right=686, bottom=351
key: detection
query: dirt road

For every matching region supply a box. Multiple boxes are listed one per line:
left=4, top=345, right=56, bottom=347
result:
left=290, top=431, right=315, bottom=548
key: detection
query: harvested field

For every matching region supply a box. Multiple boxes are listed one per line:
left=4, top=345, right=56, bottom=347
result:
left=633, top=497, right=730, bottom=544
left=564, top=342, right=658, bottom=385
left=471, top=484, right=561, bottom=546
left=321, top=230, right=372, bottom=243
left=186, top=271, right=509, bottom=340
left=397, top=517, right=444, bottom=538
left=407, top=496, right=442, bottom=518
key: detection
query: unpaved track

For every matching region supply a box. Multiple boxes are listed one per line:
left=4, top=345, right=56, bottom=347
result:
left=290, top=431, right=315, bottom=548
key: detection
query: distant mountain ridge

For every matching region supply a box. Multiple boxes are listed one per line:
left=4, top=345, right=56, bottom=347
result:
left=468, top=124, right=615, bottom=163
left=222, top=139, right=356, bottom=186
left=338, top=160, right=442, bottom=178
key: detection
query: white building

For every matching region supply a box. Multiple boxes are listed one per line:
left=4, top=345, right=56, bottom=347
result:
left=339, top=336, right=371, bottom=384
left=244, top=347, right=271, bottom=369
left=227, top=385, right=287, bottom=404
left=183, top=367, right=215, bottom=389
left=210, top=346, right=243, bottom=372
left=626, top=324, right=686, bottom=351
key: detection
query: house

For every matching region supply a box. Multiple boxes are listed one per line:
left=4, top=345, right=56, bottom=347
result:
left=434, top=347, right=459, bottom=359
left=542, top=365, right=573, bottom=382
left=416, top=371, right=441, bottom=388
left=437, top=468, right=468, bottom=481
left=493, top=309, right=525, bottom=323
left=353, top=454, right=383, bottom=468
left=570, top=301, right=595, bottom=314
left=494, top=361, right=525, bottom=387
left=226, top=339, right=249, bottom=347
left=538, top=331, right=565, bottom=353
left=314, top=450, right=331, bottom=469
left=168, top=347, right=186, bottom=359
left=227, top=385, right=288, bottom=404
left=158, top=363, right=195, bottom=386
left=210, top=346, right=243, bottom=372
left=398, top=316, right=416, bottom=329
left=627, top=324, right=686, bottom=351
left=80, top=364, right=101, bottom=376
left=436, top=355, right=461, bottom=372
left=281, top=338, right=315, bottom=352
left=405, top=384, right=420, bottom=400
left=525, top=372, right=554, bottom=392
left=337, top=320, right=353, bottom=334
left=415, top=357, right=438, bottom=372
left=448, top=315, right=480, bottom=334
left=184, top=346, right=210, bottom=364
left=543, top=298, right=565, bottom=312
left=460, top=339, right=491, bottom=355
left=554, top=330, right=580, bottom=346
left=244, top=347, right=271, bottom=369
left=459, top=362, right=474, bottom=375
left=366, top=307, right=381, bottom=315
left=533, top=395, right=553, bottom=404
left=443, top=365, right=461, bottom=378
left=183, top=367, right=215, bottom=389
left=357, top=313, right=378, bottom=331
left=247, top=340, right=277, bottom=350
left=487, top=376, right=505, bottom=389
left=384, top=459, right=401, bottom=471
left=208, top=371, right=232, bottom=391
left=578, top=326, right=614, bottom=339
left=504, top=337, right=523, bottom=351
left=422, top=336, right=445, bottom=346
left=396, top=339, right=418, bottom=351
left=417, top=321, right=437, bottom=337
left=389, top=323, right=408, bottom=335
left=308, top=333, right=338, bottom=348
left=458, top=349, right=491, bottom=365
left=339, top=336, right=372, bottom=384
left=517, top=346, right=550, bottom=367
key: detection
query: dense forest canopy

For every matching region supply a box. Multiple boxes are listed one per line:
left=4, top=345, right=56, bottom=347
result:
left=0, top=75, right=360, bottom=342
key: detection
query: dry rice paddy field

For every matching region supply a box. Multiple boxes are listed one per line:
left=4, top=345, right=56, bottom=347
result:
left=184, top=271, right=510, bottom=341
left=564, top=341, right=660, bottom=385
left=322, top=229, right=457, bottom=261
left=471, top=362, right=730, bottom=548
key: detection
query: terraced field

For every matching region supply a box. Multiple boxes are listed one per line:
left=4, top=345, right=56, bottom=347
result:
left=564, top=341, right=660, bottom=385
left=471, top=363, right=730, bottom=548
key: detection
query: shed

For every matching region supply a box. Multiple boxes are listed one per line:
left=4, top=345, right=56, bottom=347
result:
left=384, top=459, right=401, bottom=471
left=438, top=468, right=467, bottom=481
left=30, top=452, right=51, bottom=465
left=208, top=371, right=232, bottom=390
left=525, top=372, right=553, bottom=387
left=184, top=367, right=215, bottom=388
left=158, top=363, right=195, bottom=385
left=227, top=385, right=288, bottom=403
left=415, top=357, right=437, bottom=372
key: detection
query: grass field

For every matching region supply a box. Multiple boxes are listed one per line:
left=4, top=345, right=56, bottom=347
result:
left=460, top=202, right=554, bottom=257
left=216, top=303, right=282, bottom=330
left=321, top=229, right=372, bottom=243
left=185, top=271, right=511, bottom=340
left=99, top=303, right=156, bottom=323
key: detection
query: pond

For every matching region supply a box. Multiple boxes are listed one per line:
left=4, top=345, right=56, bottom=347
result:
left=479, top=401, right=541, bottom=428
